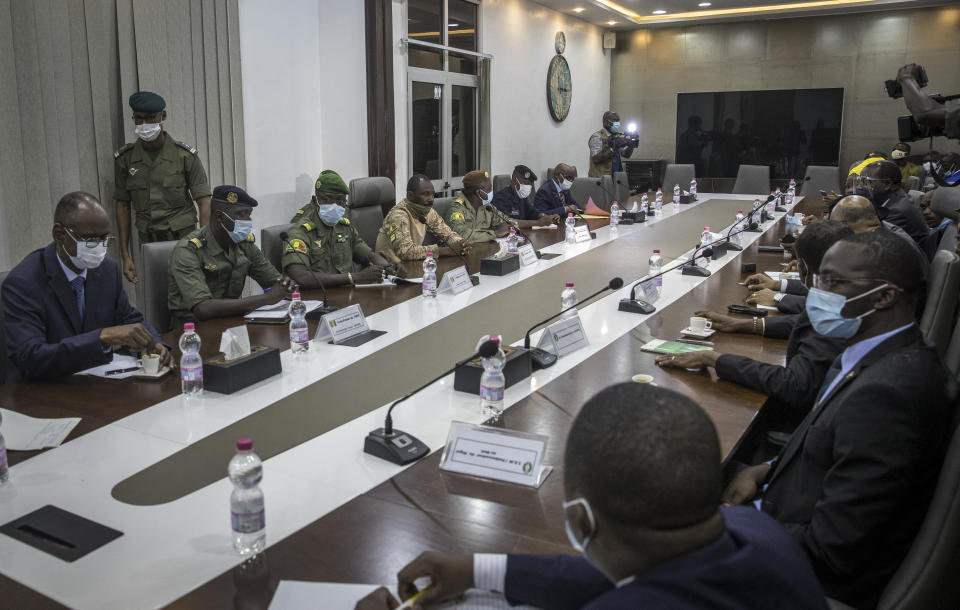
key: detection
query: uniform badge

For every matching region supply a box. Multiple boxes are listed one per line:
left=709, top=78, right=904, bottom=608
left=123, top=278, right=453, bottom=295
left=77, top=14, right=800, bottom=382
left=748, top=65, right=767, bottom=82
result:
left=227, top=191, right=238, bottom=203
left=340, top=218, right=350, bottom=225
left=452, top=212, right=464, bottom=221
left=303, top=222, right=314, bottom=231
left=203, top=263, right=216, bottom=270
left=290, top=239, right=308, bottom=253
left=336, top=233, right=347, bottom=243
left=189, top=237, right=204, bottom=249
left=128, top=167, right=138, bottom=176
left=314, top=240, right=323, bottom=249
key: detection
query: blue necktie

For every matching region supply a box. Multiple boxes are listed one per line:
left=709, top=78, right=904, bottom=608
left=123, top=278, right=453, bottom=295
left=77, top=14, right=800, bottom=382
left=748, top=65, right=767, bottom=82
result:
left=70, top=275, right=85, bottom=321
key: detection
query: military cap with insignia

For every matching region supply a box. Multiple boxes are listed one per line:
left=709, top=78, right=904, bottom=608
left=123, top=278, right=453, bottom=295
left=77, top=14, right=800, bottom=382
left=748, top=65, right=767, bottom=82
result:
left=462, top=170, right=490, bottom=190
left=212, top=185, right=258, bottom=207
left=128, top=91, right=166, bottom=113
left=315, top=169, right=349, bottom=194
left=513, top=165, right=537, bottom=182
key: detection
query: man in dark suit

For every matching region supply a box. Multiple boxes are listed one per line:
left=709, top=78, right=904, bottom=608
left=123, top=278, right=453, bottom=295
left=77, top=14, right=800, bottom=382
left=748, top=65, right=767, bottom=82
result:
left=356, top=383, right=828, bottom=610
left=3, top=192, right=171, bottom=381
left=490, top=165, right=558, bottom=229
left=725, top=230, right=955, bottom=609
left=533, top=163, right=582, bottom=217
left=860, top=160, right=929, bottom=246
left=656, top=220, right=850, bottom=428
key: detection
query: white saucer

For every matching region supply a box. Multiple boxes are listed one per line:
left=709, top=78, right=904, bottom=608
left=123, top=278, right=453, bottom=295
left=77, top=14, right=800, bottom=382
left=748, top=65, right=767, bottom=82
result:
left=132, top=366, right=172, bottom=380
left=681, top=327, right=716, bottom=339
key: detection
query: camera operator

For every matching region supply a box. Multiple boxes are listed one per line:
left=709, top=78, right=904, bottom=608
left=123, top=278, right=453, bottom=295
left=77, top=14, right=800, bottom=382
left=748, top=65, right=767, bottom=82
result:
left=588, top=110, right=637, bottom=178
left=896, top=63, right=960, bottom=140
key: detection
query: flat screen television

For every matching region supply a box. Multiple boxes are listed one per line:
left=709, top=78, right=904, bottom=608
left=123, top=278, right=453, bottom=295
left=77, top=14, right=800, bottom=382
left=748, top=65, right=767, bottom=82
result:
left=675, top=88, right=844, bottom=180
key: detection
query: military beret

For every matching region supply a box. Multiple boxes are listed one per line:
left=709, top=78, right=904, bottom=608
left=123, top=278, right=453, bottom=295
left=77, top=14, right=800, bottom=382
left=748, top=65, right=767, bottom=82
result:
left=212, top=185, right=257, bottom=207
left=462, top=170, right=490, bottom=190
left=315, top=169, right=349, bottom=194
left=513, top=165, right=537, bottom=182
left=128, top=91, right=166, bottom=113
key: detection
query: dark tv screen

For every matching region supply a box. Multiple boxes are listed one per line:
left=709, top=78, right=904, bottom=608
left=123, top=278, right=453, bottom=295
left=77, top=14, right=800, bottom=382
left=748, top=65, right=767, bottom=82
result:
left=675, top=88, right=844, bottom=179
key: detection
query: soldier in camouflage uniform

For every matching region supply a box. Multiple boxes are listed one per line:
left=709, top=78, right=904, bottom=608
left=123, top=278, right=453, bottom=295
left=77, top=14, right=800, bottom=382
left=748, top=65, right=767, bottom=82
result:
left=167, top=185, right=294, bottom=330
left=375, top=175, right=470, bottom=262
left=443, top=170, right=512, bottom=244
left=283, top=170, right=406, bottom=288
left=114, top=91, right=212, bottom=285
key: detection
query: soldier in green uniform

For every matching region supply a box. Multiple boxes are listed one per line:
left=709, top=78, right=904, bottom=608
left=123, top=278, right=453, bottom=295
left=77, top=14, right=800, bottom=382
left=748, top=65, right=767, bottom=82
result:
left=443, top=170, right=512, bottom=244
left=114, top=91, right=212, bottom=285
left=167, top=185, right=295, bottom=330
left=283, top=169, right=406, bottom=288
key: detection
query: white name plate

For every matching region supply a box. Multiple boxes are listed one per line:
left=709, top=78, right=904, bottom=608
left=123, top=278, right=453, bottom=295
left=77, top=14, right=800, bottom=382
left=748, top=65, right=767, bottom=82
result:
left=438, top=265, right=474, bottom=294
left=314, top=304, right=370, bottom=344
left=518, top=244, right=538, bottom=266
left=573, top=225, right=592, bottom=243
left=439, top=422, right=552, bottom=488
left=536, top=315, right=589, bottom=356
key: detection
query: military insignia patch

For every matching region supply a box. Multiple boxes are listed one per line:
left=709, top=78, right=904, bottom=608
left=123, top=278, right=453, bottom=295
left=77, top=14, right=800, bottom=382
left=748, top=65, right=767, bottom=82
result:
left=246, top=233, right=256, bottom=243
left=336, top=234, right=346, bottom=243
left=340, top=218, right=350, bottom=225
left=452, top=212, right=464, bottom=221
left=203, top=263, right=216, bottom=270
left=129, top=168, right=138, bottom=176
left=291, top=239, right=308, bottom=253
left=303, top=222, right=314, bottom=231
left=389, top=233, right=396, bottom=242
left=226, top=191, right=238, bottom=203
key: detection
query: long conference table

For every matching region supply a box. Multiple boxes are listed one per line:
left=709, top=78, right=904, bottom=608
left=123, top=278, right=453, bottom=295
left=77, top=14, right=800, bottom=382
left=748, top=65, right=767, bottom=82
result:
left=0, top=193, right=811, bottom=609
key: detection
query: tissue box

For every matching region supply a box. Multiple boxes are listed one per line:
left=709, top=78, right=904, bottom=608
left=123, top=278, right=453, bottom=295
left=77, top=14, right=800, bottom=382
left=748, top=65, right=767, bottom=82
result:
left=679, top=194, right=696, bottom=204
left=203, top=346, right=282, bottom=394
left=453, top=345, right=532, bottom=394
left=480, top=254, right=520, bottom=276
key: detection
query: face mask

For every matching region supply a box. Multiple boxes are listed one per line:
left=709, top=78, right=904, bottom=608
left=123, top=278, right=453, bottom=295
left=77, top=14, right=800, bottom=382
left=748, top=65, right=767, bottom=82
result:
left=516, top=183, right=532, bottom=199
left=853, top=187, right=873, bottom=201
left=135, top=122, right=162, bottom=142
left=563, top=498, right=596, bottom=555
left=609, top=121, right=620, bottom=134
left=221, top=214, right=253, bottom=243
left=62, top=231, right=107, bottom=269
left=317, top=203, right=346, bottom=226
left=480, top=189, right=493, bottom=205
left=891, top=150, right=907, bottom=160
left=561, top=178, right=573, bottom=191
left=806, top=283, right=888, bottom=339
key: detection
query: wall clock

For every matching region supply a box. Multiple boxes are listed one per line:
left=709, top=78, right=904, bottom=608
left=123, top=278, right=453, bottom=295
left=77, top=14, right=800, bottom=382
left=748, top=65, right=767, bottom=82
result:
left=547, top=54, right=572, bottom=122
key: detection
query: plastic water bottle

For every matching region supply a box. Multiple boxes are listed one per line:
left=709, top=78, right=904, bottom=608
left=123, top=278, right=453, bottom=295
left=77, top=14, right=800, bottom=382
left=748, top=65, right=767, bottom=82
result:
left=690, top=178, right=698, bottom=199
left=700, top=226, right=713, bottom=264
left=734, top=210, right=745, bottom=245
left=565, top=213, right=577, bottom=244
left=0, top=412, right=9, bottom=486
left=640, top=192, right=649, bottom=213
left=643, top=249, right=663, bottom=301
left=561, top=282, right=578, bottom=318
left=673, top=183, right=681, bottom=202
left=506, top=228, right=519, bottom=254
left=229, top=438, right=265, bottom=556
left=610, top=201, right=622, bottom=226
left=787, top=179, right=796, bottom=205
left=479, top=338, right=506, bottom=420
left=655, top=188, right=663, bottom=216
left=766, top=191, right=776, bottom=215
left=288, top=292, right=309, bottom=355
left=422, top=252, right=437, bottom=297
left=179, top=323, right=203, bottom=397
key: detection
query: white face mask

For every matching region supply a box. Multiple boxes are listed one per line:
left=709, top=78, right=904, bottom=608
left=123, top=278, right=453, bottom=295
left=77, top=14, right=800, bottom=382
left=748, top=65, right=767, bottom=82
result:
left=561, top=178, right=573, bottom=191
left=62, top=229, right=108, bottom=269
left=891, top=149, right=907, bottom=160
left=516, top=183, right=533, bottom=198
left=563, top=497, right=596, bottom=555
left=135, top=122, right=162, bottom=142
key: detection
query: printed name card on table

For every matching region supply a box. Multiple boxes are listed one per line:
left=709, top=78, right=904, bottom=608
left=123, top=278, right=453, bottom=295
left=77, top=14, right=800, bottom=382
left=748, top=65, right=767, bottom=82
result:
left=518, top=244, right=539, bottom=266
left=439, top=422, right=553, bottom=488
left=437, top=265, right=474, bottom=294
left=314, top=304, right=370, bottom=344
left=573, top=226, right=592, bottom=243
left=536, top=315, right=589, bottom=357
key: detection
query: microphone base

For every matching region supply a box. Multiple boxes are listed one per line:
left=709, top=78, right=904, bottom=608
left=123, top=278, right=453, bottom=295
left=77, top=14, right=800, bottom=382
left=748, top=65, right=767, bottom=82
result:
left=364, top=428, right=430, bottom=465
left=682, top=263, right=712, bottom=277
left=470, top=275, right=480, bottom=286
left=745, top=225, right=763, bottom=233
left=529, top=347, right=558, bottom=370
left=306, top=305, right=339, bottom=321
left=712, top=242, right=743, bottom=256
left=775, top=206, right=787, bottom=213
left=618, top=298, right=656, bottom=314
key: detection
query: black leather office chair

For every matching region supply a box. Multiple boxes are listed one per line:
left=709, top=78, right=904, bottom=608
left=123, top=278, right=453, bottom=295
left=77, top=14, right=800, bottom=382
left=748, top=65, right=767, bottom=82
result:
left=349, top=176, right=395, bottom=250
left=732, top=164, right=771, bottom=195
left=919, top=250, right=960, bottom=357
left=140, top=241, right=178, bottom=333
left=661, top=164, right=695, bottom=192
left=800, top=165, right=840, bottom=197
left=261, top=224, right=293, bottom=273
left=570, top=177, right=608, bottom=211
left=492, top=174, right=511, bottom=194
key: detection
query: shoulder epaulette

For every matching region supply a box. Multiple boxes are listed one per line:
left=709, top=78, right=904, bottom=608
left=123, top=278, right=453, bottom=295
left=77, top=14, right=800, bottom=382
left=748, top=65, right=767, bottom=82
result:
left=189, top=237, right=205, bottom=249
left=339, top=217, right=350, bottom=225
left=114, top=143, right=134, bottom=159
left=296, top=209, right=304, bottom=215
left=245, top=233, right=256, bottom=243
left=301, top=221, right=315, bottom=231
left=452, top=197, right=466, bottom=206
left=175, top=141, right=198, bottom=155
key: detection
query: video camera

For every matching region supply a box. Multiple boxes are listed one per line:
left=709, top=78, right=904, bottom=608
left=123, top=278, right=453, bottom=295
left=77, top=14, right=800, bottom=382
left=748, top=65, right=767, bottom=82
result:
left=609, top=131, right=639, bottom=150
left=888, top=64, right=958, bottom=142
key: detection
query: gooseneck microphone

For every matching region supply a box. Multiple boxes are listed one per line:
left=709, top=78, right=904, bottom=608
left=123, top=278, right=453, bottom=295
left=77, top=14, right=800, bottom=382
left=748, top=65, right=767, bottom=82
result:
left=522, top=277, right=623, bottom=369
left=417, top=215, right=480, bottom=286
left=364, top=339, right=500, bottom=465
left=483, top=204, right=542, bottom=259
left=280, top=232, right=337, bottom=316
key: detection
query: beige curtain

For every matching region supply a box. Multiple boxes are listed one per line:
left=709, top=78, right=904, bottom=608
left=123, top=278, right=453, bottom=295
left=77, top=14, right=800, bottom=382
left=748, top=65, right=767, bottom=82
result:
left=0, top=0, right=244, bottom=272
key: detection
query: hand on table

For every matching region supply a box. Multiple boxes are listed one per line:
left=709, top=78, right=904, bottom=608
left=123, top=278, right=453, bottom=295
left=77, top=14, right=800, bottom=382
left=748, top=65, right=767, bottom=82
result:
left=387, top=263, right=408, bottom=278
left=693, top=310, right=754, bottom=334
left=745, top=289, right=777, bottom=308
left=744, top=273, right=779, bottom=292
left=355, top=587, right=401, bottom=610
left=100, top=323, right=154, bottom=351
left=354, top=265, right=385, bottom=284
left=397, top=551, right=473, bottom=607
left=494, top=225, right=512, bottom=238
left=655, top=350, right=720, bottom=370
left=722, top=464, right=772, bottom=506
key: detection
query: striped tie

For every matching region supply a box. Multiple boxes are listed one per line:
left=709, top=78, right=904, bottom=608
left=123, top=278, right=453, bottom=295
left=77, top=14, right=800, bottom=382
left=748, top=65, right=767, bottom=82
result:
left=70, top=275, right=85, bottom=321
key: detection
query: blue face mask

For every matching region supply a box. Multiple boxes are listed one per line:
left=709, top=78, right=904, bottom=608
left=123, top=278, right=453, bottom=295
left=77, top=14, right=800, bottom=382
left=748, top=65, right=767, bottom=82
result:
left=480, top=189, right=493, bottom=205
left=853, top=187, right=873, bottom=201
left=609, top=122, right=620, bottom=134
left=806, top=284, right=887, bottom=339
left=221, top=214, right=253, bottom=243
left=317, top=203, right=346, bottom=227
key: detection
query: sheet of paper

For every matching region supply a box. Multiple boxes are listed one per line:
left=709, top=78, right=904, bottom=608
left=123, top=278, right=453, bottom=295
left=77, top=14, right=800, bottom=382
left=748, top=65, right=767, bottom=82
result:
left=763, top=271, right=800, bottom=281
left=531, top=224, right=557, bottom=230
left=354, top=279, right=396, bottom=288
left=577, top=214, right=609, bottom=219
left=75, top=354, right=140, bottom=379
left=251, top=300, right=290, bottom=312
left=268, top=581, right=538, bottom=610
left=0, top=408, right=80, bottom=451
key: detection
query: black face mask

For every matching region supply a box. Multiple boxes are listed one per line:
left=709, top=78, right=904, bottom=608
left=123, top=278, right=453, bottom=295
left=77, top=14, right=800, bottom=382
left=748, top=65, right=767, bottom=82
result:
left=854, top=187, right=873, bottom=201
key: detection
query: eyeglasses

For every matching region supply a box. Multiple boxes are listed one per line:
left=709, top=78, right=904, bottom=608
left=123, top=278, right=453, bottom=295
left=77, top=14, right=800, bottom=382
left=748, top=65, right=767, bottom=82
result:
left=813, top=273, right=886, bottom=291
left=64, top=226, right=113, bottom=248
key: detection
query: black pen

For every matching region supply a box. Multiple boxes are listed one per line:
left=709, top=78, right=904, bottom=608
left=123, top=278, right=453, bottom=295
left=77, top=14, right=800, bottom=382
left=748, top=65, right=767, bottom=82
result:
left=675, top=338, right=714, bottom=347
left=104, top=366, right=140, bottom=376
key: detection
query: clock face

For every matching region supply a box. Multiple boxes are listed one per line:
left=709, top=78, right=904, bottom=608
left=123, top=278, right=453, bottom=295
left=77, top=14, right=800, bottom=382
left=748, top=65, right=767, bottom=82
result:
left=555, top=31, right=566, bottom=54
left=547, top=55, right=572, bottom=122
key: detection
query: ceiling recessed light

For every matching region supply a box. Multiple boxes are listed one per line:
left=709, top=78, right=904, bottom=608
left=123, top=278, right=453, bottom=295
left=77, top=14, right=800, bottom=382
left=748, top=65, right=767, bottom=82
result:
left=573, top=7, right=585, bottom=12
left=607, top=20, right=617, bottom=25
left=448, top=22, right=459, bottom=27
left=698, top=2, right=712, bottom=6
left=652, top=9, right=667, bottom=15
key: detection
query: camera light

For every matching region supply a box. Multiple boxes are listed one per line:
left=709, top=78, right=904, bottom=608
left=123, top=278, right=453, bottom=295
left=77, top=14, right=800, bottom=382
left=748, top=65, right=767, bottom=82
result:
left=627, top=122, right=637, bottom=133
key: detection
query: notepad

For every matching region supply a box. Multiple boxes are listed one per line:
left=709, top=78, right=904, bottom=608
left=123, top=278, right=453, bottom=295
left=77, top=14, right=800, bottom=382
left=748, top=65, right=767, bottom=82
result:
left=640, top=339, right=713, bottom=355
left=268, top=581, right=537, bottom=609
left=243, top=300, right=326, bottom=321
left=0, top=408, right=80, bottom=451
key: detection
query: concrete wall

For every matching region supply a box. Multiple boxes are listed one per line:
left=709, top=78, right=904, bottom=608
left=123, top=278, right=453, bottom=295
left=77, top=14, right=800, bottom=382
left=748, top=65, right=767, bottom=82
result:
left=610, top=5, right=960, bottom=175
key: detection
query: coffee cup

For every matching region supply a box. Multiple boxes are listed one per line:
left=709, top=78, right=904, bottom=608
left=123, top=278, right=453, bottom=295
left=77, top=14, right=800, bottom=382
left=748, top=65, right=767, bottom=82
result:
left=632, top=374, right=655, bottom=384
left=690, top=317, right=712, bottom=333
left=138, top=354, right=161, bottom=375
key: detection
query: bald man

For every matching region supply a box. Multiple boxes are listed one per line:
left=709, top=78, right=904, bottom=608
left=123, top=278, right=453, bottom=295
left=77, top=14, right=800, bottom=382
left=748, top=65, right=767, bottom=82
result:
left=533, top=164, right=582, bottom=217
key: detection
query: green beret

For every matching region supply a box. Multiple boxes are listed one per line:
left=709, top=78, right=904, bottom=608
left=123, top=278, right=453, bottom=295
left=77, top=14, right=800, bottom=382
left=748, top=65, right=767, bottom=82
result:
left=462, top=170, right=490, bottom=190
left=315, top=170, right=349, bottom=194
left=128, top=91, right=166, bottom=113
left=212, top=185, right=257, bottom=207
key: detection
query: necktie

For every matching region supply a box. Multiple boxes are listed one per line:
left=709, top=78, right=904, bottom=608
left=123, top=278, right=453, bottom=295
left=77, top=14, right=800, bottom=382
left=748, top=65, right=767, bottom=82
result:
left=815, top=358, right=843, bottom=407
left=70, top=275, right=85, bottom=320
left=558, top=188, right=566, bottom=206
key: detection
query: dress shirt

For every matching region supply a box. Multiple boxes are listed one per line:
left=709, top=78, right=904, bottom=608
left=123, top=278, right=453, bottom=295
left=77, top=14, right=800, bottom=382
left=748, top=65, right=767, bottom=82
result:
left=55, top=252, right=87, bottom=285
